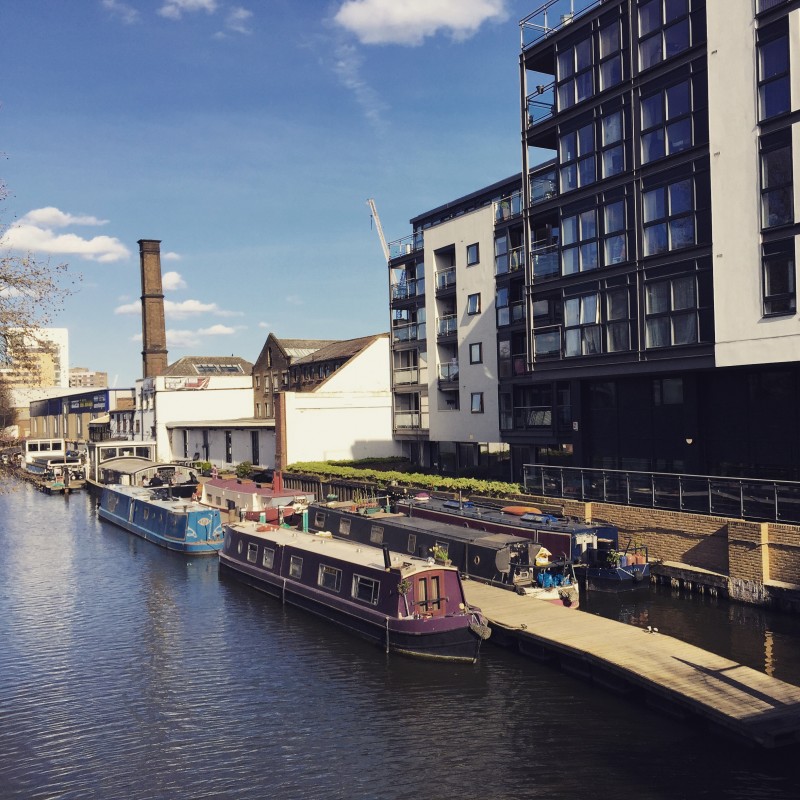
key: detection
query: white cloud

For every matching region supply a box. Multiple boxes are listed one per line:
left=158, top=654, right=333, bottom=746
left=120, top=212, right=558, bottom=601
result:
left=158, top=0, right=218, bottom=20
left=2, top=213, right=130, bottom=263
left=162, top=271, right=187, bottom=291
left=132, top=324, right=236, bottom=349
left=333, top=0, right=509, bottom=46
left=114, top=297, right=243, bottom=318
left=225, top=7, right=253, bottom=34
left=163, top=251, right=181, bottom=261
left=197, top=324, right=236, bottom=335
left=333, top=42, right=388, bottom=132
left=20, top=207, right=108, bottom=228
left=102, top=0, right=140, bottom=24
left=257, top=321, right=270, bottom=329
left=285, top=294, right=304, bottom=306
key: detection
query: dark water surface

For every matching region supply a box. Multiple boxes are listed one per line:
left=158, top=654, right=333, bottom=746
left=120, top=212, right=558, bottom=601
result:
left=2, top=483, right=799, bottom=800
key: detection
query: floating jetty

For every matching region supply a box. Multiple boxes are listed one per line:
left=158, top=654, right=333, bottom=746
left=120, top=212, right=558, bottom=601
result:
left=463, top=580, right=800, bottom=749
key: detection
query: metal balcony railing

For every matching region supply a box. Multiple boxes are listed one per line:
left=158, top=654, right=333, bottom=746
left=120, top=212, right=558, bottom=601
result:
left=438, top=361, right=459, bottom=382
left=393, top=366, right=420, bottom=386
left=388, top=232, right=424, bottom=260
left=526, top=83, right=555, bottom=125
left=531, top=242, right=560, bottom=279
left=392, top=322, right=420, bottom=343
left=393, top=411, right=429, bottom=430
left=435, top=268, right=456, bottom=292
left=494, top=192, right=523, bottom=223
left=437, top=315, right=457, bottom=337
left=531, top=170, right=558, bottom=205
left=391, top=280, right=418, bottom=301
left=523, top=464, right=800, bottom=524
left=520, top=0, right=604, bottom=49
left=496, top=245, right=525, bottom=276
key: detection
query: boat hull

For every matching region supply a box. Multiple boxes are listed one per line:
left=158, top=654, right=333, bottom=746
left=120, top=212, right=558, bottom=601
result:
left=98, top=485, right=224, bottom=555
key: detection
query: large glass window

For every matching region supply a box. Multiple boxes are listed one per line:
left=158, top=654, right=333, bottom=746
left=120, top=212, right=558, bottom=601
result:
left=760, top=138, right=793, bottom=229
left=639, top=0, right=690, bottom=70
left=599, top=21, right=622, bottom=90
left=603, top=199, right=628, bottom=265
left=758, top=29, right=790, bottom=121
left=559, top=123, right=595, bottom=193
left=606, top=288, right=631, bottom=352
left=642, top=178, right=695, bottom=256
left=645, top=275, right=698, bottom=347
left=562, top=208, right=598, bottom=274
left=557, top=37, right=593, bottom=110
left=641, top=79, right=692, bottom=164
left=534, top=328, right=561, bottom=359
left=601, top=110, right=625, bottom=178
left=564, top=294, right=601, bottom=357
left=763, top=241, right=796, bottom=316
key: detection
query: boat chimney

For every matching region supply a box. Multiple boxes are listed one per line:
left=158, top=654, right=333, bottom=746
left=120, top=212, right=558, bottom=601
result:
left=382, top=544, right=392, bottom=570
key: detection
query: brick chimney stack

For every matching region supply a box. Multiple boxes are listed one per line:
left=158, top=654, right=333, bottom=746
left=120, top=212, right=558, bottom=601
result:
left=138, top=239, right=169, bottom=379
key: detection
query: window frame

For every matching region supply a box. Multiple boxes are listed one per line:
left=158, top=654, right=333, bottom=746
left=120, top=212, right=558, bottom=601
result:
left=762, top=240, right=796, bottom=317
left=644, top=274, right=699, bottom=348
left=757, top=24, right=790, bottom=122
left=561, top=207, right=599, bottom=275
left=469, top=342, right=483, bottom=364
left=318, top=564, right=343, bottom=593
left=466, top=243, right=480, bottom=266
left=642, top=177, right=696, bottom=257
left=470, top=392, right=485, bottom=413
left=467, top=293, right=481, bottom=315
left=564, top=293, right=602, bottom=357
left=352, top=574, right=380, bottom=605
left=638, top=0, right=691, bottom=71
left=640, top=78, right=693, bottom=165
left=760, top=133, right=793, bottom=230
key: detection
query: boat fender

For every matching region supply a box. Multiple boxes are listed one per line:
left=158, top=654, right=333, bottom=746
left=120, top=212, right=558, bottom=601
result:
left=469, top=618, right=492, bottom=640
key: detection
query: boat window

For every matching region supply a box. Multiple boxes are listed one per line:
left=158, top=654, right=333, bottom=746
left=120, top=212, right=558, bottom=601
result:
left=352, top=575, right=380, bottom=605
left=318, top=565, right=343, bottom=592
left=407, top=534, right=416, bottom=554
left=369, top=525, right=384, bottom=544
left=143, top=508, right=149, bottom=520
left=429, top=576, right=442, bottom=611
left=314, top=511, right=326, bottom=528
left=262, top=547, right=275, bottom=569
left=417, top=578, right=428, bottom=611
left=339, top=518, right=351, bottom=536
left=289, top=556, right=303, bottom=578
left=247, top=543, right=258, bottom=563
left=237, top=540, right=243, bottom=554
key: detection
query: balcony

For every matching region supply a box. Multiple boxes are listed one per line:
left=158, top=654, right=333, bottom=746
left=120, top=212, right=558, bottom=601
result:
left=393, top=366, right=420, bottom=386
left=494, top=192, right=523, bottom=223
left=498, top=301, right=526, bottom=327
left=392, top=322, right=422, bottom=343
left=437, top=361, right=459, bottom=388
left=391, top=279, right=421, bottom=301
left=496, top=245, right=525, bottom=276
left=514, top=405, right=553, bottom=429
left=531, top=170, right=558, bottom=205
left=437, top=315, right=457, bottom=338
left=435, top=268, right=456, bottom=293
left=520, top=0, right=603, bottom=49
left=531, top=241, right=559, bottom=280
left=394, top=411, right=429, bottom=430
left=526, top=82, right=555, bottom=126
left=389, top=232, right=423, bottom=260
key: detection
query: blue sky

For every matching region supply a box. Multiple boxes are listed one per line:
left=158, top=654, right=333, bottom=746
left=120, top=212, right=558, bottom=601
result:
left=2, top=0, right=530, bottom=387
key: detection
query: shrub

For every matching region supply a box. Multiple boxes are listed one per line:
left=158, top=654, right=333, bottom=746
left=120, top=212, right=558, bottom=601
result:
left=236, top=461, right=253, bottom=479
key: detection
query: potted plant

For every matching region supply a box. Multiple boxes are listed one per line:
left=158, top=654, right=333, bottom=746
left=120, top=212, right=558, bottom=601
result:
left=431, top=545, right=451, bottom=566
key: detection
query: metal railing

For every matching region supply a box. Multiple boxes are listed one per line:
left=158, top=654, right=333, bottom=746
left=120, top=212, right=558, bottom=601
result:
left=526, top=83, right=556, bottom=125
left=437, top=315, right=457, bottom=337
left=531, top=170, right=558, bottom=204
left=520, top=0, right=604, bottom=49
left=437, top=361, right=459, bottom=382
left=435, top=268, right=456, bottom=292
left=494, top=192, right=523, bottom=222
left=523, top=464, right=800, bottom=524
left=392, top=366, right=420, bottom=386
left=496, top=245, right=525, bottom=276
left=388, top=232, right=423, bottom=259
left=531, top=243, right=560, bottom=279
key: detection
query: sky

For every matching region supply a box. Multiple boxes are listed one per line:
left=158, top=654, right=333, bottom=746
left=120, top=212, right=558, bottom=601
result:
left=2, top=0, right=532, bottom=387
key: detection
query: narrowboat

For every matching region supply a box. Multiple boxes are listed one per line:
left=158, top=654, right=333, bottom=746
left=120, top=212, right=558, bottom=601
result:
left=219, top=521, right=491, bottom=662
left=392, top=494, right=649, bottom=591
left=301, top=502, right=579, bottom=607
left=199, top=476, right=314, bottom=522
left=97, top=484, right=224, bottom=554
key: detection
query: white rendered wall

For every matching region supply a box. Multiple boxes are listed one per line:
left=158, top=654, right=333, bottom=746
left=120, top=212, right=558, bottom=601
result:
left=282, top=338, right=401, bottom=464
left=709, top=1, right=800, bottom=367
left=423, top=205, right=501, bottom=443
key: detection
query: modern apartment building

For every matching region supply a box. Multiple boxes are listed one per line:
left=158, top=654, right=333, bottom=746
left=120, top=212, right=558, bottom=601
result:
left=387, top=176, right=519, bottom=478
left=387, top=0, right=798, bottom=483
left=69, top=367, right=109, bottom=388
left=504, top=0, right=799, bottom=481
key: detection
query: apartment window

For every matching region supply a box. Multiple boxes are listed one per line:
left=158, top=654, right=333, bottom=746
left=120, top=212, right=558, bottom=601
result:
left=467, top=293, right=481, bottom=315
left=645, top=275, right=698, bottom=347
left=762, top=240, right=796, bottom=316
left=496, top=287, right=510, bottom=325
left=557, top=36, right=593, bottom=110
left=760, top=135, right=793, bottom=229
left=604, top=200, right=628, bottom=265
left=564, top=294, right=601, bottom=357
left=471, top=392, right=484, bottom=413
left=601, top=111, right=624, bottom=178
left=534, top=328, right=561, bottom=359
left=642, top=178, right=695, bottom=256
left=639, top=0, right=690, bottom=70
left=467, top=243, right=479, bottom=265
left=599, top=21, right=622, bottom=90
left=559, top=123, right=595, bottom=192
left=470, top=342, right=483, bottom=364
left=606, top=287, right=631, bottom=352
left=562, top=208, right=598, bottom=274
left=758, top=26, right=790, bottom=121
left=641, top=79, right=692, bottom=164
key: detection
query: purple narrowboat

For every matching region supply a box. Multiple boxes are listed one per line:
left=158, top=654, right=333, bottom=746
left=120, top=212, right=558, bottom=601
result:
left=219, top=521, right=491, bottom=663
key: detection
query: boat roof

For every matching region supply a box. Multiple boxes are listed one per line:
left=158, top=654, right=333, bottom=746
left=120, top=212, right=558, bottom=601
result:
left=313, top=504, right=532, bottom=547
left=203, top=477, right=311, bottom=500
left=228, top=521, right=454, bottom=577
left=103, top=484, right=214, bottom=513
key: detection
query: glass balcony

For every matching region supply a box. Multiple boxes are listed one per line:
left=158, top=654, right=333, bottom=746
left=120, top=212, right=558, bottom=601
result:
left=531, top=242, right=559, bottom=279
left=438, top=361, right=459, bottom=382
left=391, top=280, right=418, bottom=301
left=437, top=315, right=457, bottom=337
left=389, top=232, right=424, bottom=260
left=514, top=405, right=553, bottom=429
left=531, top=170, right=558, bottom=205
left=494, top=192, right=523, bottom=223
left=496, top=245, right=526, bottom=276
left=436, top=268, right=456, bottom=292
left=526, top=83, right=555, bottom=126
left=392, top=323, right=419, bottom=343
left=520, top=0, right=603, bottom=48
left=393, top=366, right=420, bottom=386
left=393, top=411, right=429, bottom=430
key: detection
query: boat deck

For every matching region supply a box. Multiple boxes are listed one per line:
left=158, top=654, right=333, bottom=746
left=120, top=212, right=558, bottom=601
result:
left=463, top=580, right=800, bottom=748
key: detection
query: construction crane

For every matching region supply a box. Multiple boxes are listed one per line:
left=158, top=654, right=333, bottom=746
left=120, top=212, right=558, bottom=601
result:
left=367, top=198, right=390, bottom=262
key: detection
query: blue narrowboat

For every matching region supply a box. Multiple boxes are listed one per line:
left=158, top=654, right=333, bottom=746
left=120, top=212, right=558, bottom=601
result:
left=98, top=484, right=224, bottom=554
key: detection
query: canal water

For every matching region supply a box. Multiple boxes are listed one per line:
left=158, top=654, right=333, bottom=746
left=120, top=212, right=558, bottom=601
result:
left=2, top=482, right=799, bottom=800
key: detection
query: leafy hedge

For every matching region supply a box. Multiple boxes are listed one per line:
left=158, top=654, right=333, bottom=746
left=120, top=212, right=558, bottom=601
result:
left=284, top=461, right=522, bottom=498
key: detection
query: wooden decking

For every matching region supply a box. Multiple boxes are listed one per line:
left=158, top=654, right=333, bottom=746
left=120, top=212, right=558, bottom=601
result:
left=464, top=580, right=800, bottom=748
